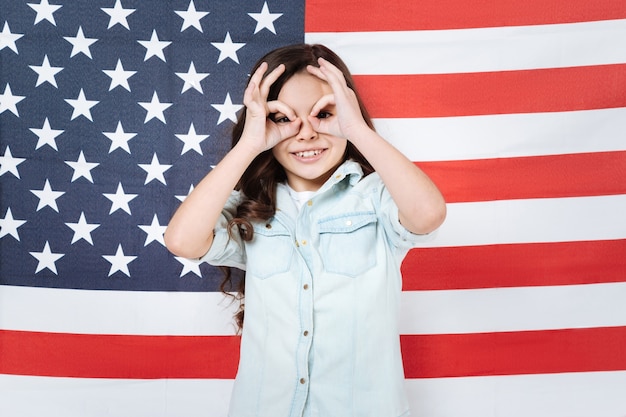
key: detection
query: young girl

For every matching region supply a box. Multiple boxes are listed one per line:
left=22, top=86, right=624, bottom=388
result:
left=165, top=44, right=446, bottom=417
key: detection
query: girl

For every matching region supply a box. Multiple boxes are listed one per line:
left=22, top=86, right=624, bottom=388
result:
left=165, top=44, right=446, bottom=417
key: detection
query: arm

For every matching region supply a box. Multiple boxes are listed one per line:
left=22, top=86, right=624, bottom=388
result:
left=164, top=63, right=301, bottom=259
left=307, top=59, right=446, bottom=235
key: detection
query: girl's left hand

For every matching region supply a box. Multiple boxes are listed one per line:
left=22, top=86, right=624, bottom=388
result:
left=306, top=58, right=370, bottom=141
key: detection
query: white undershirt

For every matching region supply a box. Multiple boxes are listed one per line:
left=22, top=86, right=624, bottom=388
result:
left=286, top=185, right=317, bottom=211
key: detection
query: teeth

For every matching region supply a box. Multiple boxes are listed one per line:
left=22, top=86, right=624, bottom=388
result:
left=295, top=150, right=322, bottom=158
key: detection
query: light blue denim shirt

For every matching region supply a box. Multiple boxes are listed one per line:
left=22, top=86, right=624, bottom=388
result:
left=202, top=160, right=434, bottom=417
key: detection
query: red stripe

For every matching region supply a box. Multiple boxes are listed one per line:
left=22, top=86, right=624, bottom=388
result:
left=305, top=0, right=626, bottom=32
left=0, top=330, right=240, bottom=379
left=402, top=239, right=626, bottom=291
left=4, top=327, right=626, bottom=379
left=401, top=326, right=626, bottom=378
left=354, top=64, right=626, bottom=118
left=416, top=151, right=626, bottom=203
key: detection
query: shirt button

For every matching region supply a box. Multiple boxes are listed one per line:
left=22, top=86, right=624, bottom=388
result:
left=303, top=284, right=309, bottom=290
left=295, top=240, right=299, bottom=247
left=265, top=223, right=272, bottom=229
left=345, top=220, right=352, bottom=226
left=303, top=330, right=309, bottom=336
left=300, top=378, right=306, bottom=384
left=301, top=240, right=307, bottom=245
left=307, top=200, right=313, bottom=206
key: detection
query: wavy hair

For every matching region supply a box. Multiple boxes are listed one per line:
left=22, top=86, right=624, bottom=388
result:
left=221, top=44, right=376, bottom=329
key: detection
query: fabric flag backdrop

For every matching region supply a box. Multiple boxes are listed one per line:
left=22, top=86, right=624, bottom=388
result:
left=1, top=0, right=625, bottom=416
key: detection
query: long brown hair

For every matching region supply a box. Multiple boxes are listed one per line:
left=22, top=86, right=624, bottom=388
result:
left=221, top=44, right=376, bottom=329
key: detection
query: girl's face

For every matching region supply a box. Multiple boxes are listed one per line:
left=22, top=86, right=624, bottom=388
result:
left=271, top=71, right=348, bottom=192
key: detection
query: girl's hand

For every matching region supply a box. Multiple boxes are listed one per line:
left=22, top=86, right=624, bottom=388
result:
left=306, top=58, right=370, bottom=141
left=240, top=62, right=301, bottom=154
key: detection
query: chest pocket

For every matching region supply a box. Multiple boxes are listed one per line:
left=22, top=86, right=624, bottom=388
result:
left=318, top=212, right=378, bottom=277
left=246, top=221, right=294, bottom=279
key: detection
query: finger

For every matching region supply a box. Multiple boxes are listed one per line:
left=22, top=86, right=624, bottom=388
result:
left=309, top=94, right=335, bottom=117
left=259, top=64, right=286, bottom=99
left=248, top=62, right=268, bottom=90
left=277, top=117, right=302, bottom=140
left=267, top=99, right=297, bottom=122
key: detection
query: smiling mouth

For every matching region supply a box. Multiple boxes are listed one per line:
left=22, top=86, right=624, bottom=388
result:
left=293, top=149, right=324, bottom=158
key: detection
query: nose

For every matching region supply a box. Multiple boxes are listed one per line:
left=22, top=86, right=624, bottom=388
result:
left=297, top=117, right=317, bottom=141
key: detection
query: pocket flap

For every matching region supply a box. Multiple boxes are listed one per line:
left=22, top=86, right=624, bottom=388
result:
left=318, top=211, right=377, bottom=234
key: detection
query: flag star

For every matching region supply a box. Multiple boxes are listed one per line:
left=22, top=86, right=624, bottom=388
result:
left=138, top=30, right=171, bottom=62
left=29, top=55, right=63, bottom=88
left=30, top=118, right=64, bottom=151
left=65, top=151, right=99, bottom=183
left=102, top=121, right=137, bottom=153
left=175, top=256, right=203, bottom=278
left=211, top=93, right=243, bottom=124
left=175, top=0, right=209, bottom=32
left=138, top=91, right=172, bottom=123
left=138, top=153, right=172, bottom=185
left=176, top=123, right=209, bottom=155
left=0, top=84, right=26, bottom=116
left=0, top=22, right=24, bottom=53
left=211, top=32, right=245, bottom=64
left=63, top=26, right=98, bottom=59
left=176, top=184, right=195, bottom=202
left=103, top=182, right=138, bottom=215
left=138, top=214, right=167, bottom=246
left=65, top=212, right=100, bottom=245
left=175, top=62, right=209, bottom=94
left=65, top=88, right=99, bottom=121
left=0, top=146, right=26, bottom=178
left=30, top=179, right=65, bottom=212
left=0, top=208, right=27, bottom=241
left=30, top=241, right=64, bottom=274
left=249, top=2, right=283, bottom=34
left=103, top=59, right=136, bottom=91
left=102, top=244, right=137, bottom=277
left=28, top=0, right=62, bottom=26
left=101, top=0, right=136, bottom=30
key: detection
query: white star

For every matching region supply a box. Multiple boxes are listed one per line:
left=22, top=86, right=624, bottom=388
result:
left=63, top=26, right=98, bottom=59
left=175, top=256, right=203, bottom=277
left=28, top=0, right=62, bottom=26
left=102, top=121, right=137, bottom=153
left=65, top=88, right=99, bottom=121
left=30, top=241, right=64, bottom=274
left=175, top=62, right=209, bottom=94
left=138, top=214, right=167, bottom=246
left=102, top=59, right=136, bottom=91
left=175, top=123, right=209, bottom=155
left=29, top=55, right=63, bottom=88
left=65, top=151, right=99, bottom=183
left=103, top=244, right=137, bottom=277
left=138, top=91, right=172, bottom=123
left=30, top=118, right=64, bottom=151
left=0, top=22, right=24, bottom=54
left=175, top=0, right=209, bottom=32
left=30, top=179, right=65, bottom=212
left=176, top=184, right=194, bottom=202
left=138, top=30, right=171, bottom=62
left=65, top=212, right=100, bottom=245
left=0, top=208, right=27, bottom=241
left=0, top=146, right=26, bottom=178
left=248, top=2, right=282, bottom=34
left=0, top=84, right=26, bottom=116
left=101, top=0, right=135, bottom=30
left=211, top=93, right=243, bottom=124
left=103, top=182, right=138, bottom=215
left=138, top=153, right=172, bottom=185
left=211, top=32, right=245, bottom=64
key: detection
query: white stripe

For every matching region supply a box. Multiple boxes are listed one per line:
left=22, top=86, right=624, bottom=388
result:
left=0, top=285, right=239, bottom=336
left=406, top=371, right=626, bottom=417
left=3, top=372, right=625, bottom=417
left=424, top=194, right=626, bottom=248
left=400, top=282, right=626, bottom=335
left=0, top=375, right=233, bottom=417
left=306, top=19, right=626, bottom=74
left=374, top=107, right=626, bottom=162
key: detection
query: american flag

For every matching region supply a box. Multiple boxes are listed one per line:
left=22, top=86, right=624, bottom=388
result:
left=1, top=0, right=625, bottom=416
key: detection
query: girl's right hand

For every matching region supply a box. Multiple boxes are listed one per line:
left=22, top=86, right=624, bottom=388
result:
left=239, top=62, right=301, bottom=154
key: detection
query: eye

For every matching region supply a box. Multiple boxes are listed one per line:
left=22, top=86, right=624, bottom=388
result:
left=271, top=114, right=290, bottom=123
left=316, top=111, right=332, bottom=119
